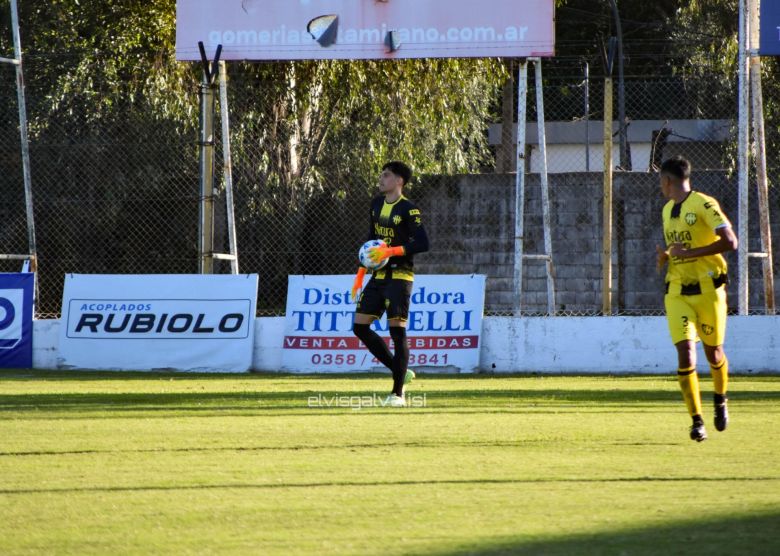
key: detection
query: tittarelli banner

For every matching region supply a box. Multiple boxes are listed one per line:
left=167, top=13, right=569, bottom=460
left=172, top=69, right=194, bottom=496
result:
left=176, top=0, right=555, bottom=61
left=0, top=273, right=35, bottom=369
left=283, top=274, right=485, bottom=372
left=58, top=274, right=258, bottom=372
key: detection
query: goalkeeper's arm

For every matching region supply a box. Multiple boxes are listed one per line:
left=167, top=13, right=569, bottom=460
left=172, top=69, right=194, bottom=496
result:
left=351, top=267, right=367, bottom=302
left=404, top=224, right=429, bottom=255
left=368, top=225, right=430, bottom=263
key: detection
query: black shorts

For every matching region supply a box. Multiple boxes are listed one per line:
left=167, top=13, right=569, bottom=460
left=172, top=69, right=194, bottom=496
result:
left=355, top=278, right=413, bottom=321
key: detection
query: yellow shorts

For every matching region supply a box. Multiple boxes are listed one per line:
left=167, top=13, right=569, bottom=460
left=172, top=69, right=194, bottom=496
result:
left=664, top=286, right=727, bottom=346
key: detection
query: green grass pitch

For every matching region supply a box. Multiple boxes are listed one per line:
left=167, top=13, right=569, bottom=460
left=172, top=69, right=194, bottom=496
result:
left=1, top=370, right=778, bottom=555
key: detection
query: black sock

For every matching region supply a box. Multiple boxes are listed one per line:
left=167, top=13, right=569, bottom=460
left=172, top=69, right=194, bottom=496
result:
left=353, top=323, right=393, bottom=370
left=389, top=326, right=409, bottom=397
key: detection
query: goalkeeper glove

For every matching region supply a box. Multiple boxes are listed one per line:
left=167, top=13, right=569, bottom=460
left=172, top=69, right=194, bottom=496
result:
left=367, top=245, right=404, bottom=264
left=350, top=267, right=367, bottom=302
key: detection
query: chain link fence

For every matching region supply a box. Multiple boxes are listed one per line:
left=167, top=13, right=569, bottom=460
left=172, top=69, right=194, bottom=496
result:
left=2, top=54, right=779, bottom=318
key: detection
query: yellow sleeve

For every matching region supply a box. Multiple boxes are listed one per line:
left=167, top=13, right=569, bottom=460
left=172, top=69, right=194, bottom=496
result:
left=700, top=195, right=730, bottom=231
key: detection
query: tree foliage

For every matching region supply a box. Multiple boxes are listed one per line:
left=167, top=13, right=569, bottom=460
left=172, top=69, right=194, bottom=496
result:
left=1, top=0, right=506, bottom=199
left=5, top=0, right=771, bottom=180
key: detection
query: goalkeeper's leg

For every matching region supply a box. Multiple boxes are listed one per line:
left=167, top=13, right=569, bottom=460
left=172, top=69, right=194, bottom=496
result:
left=353, top=321, right=393, bottom=370
left=389, top=325, right=409, bottom=397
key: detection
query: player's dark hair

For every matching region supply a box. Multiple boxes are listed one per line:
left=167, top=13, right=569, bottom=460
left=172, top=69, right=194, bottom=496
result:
left=382, top=161, right=412, bottom=185
left=660, top=156, right=691, bottom=181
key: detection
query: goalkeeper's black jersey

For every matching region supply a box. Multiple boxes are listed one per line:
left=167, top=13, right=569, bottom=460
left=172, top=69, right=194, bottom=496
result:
left=367, top=194, right=429, bottom=280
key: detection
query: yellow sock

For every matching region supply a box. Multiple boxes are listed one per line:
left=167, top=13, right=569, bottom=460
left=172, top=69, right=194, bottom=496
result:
left=677, top=367, right=703, bottom=417
left=710, top=357, right=728, bottom=396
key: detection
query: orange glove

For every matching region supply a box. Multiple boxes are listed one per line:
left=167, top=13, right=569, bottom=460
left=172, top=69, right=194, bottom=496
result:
left=367, top=245, right=404, bottom=264
left=350, top=267, right=367, bottom=302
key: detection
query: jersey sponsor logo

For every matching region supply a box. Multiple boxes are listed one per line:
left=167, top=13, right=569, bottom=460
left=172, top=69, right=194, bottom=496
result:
left=374, top=223, right=395, bottom=238
left=409, top=209, right=420, bottom=216
left=666, top=230, right=692, bottom=243
left=703, top=202, right=713, bottom=209
left=685, top=212, right=697, bottom=226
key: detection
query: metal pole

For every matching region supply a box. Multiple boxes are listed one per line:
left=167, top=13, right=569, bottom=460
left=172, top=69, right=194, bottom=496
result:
left=584, top=61, right=590, bottom=172
left=602, top=77, right=614, bottom=315
left=737, top=0, right=750, bottom=315
left=218, top=61, right=239, bottom=274
left=199, top=72, right=215, bottom=274
left=9, top=0, right=38, bottom=310
left=513, top=60, right=528, bottom=316
left=748, top=0, right=775, bottom=314
left=609, top=0, right=629, bottom=171
left=498, top=60, right=515, bottom=173
left=533, top=59, right=556, bottom=315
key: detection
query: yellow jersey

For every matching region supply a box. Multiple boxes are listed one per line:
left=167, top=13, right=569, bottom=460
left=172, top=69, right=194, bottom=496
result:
left=662, top=190, right=730, bottom=287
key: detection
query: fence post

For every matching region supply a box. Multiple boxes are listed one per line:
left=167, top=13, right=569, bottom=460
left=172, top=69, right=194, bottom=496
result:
left=737, top=0, right=750, bottom=315
left=748, top=0, right=775, bottom=314
left=513, top=60, right=528, bottom=316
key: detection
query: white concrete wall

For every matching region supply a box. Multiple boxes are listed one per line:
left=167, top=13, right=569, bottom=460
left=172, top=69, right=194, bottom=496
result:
left=480, top=316, right=780, bottom=374
left=528, top=144, right=654, bottom=173
left=253, top=317, right=286, bottom=372
left=32, top=316, right=780, bottom=374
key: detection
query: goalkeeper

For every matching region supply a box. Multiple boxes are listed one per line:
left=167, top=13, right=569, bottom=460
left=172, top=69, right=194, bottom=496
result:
left=351, top=161, right=429, bottom=407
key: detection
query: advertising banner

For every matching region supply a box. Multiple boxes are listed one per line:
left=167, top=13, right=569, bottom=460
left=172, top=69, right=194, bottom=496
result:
left=176, top=0, right=555, bottom=61
left=59, top=274, right=258, bottom=372
left=760, top=1, right=780, bottom=55
left=282, top=274, right=485, bottom=372
left=0, top=273, right=35, bottom=368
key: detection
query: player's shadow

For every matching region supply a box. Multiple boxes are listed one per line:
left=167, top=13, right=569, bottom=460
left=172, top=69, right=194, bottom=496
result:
left=426, top=510, right=780, bottom=556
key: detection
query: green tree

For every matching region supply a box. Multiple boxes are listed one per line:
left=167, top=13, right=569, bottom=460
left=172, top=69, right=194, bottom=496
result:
left=2, top=1, right=507, bottom=197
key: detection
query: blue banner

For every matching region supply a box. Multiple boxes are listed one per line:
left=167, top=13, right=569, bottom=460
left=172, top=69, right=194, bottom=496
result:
left=760, top=1, right=780, bottom=55
left=0, top=273, right=34, bottom=368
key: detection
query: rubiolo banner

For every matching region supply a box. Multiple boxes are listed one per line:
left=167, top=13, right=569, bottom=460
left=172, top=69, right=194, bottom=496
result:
left=176, top=0, right=555, bottom=61
left=282, top=274, right=485, bottom=372
left=760, top=1, right=780, bottom=55
left=0, top=273, right=35, bottom=369
left=58, top=274, right=258, bottom=372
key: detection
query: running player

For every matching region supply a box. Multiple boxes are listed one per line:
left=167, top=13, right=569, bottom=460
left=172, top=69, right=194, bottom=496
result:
left=656, top=156, right=738, bottom=441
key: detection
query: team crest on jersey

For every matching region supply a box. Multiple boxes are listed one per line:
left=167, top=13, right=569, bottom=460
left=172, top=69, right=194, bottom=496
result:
left=393, top=215, right=402, bottom=225
left=685, top=212, right=697, bottom=226
left=701, top=324, right=714, bottom=336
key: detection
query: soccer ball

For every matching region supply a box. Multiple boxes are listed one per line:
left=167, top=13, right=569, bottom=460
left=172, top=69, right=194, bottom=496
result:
left=358, top=239, right=388, bottom=270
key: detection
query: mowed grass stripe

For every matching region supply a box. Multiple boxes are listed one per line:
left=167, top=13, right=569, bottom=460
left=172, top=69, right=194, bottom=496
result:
left=0, top=371, right=778, bottom=555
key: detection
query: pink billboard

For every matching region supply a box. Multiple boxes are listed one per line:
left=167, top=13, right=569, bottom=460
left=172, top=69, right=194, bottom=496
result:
left=176, top=0, right=555, bottom=61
